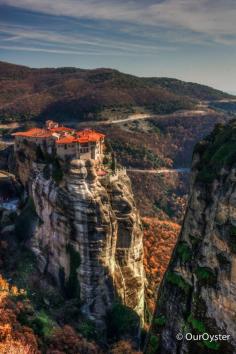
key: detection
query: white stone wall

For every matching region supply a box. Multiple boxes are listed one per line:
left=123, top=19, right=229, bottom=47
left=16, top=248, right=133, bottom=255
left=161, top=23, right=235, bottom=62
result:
left=14, top=136, right=56, bottom=154
left=56, top=141, right=104, bottom=161
left=56, top=143, right=77, bottom=160
left=79, top=150, right=92, bottom=160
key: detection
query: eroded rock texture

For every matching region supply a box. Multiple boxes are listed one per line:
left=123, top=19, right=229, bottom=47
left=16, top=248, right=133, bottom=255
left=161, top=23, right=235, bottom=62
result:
left=146, top=121, right=236, bottom=354
left=15, top=152, right=144, bottom=325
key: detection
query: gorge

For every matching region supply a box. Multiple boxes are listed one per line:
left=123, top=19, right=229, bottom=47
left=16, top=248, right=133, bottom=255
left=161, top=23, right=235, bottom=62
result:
left=1, top=118, right=236, bottom=353
left=1, top=61, right=236, bottom=353
left=146, top=120, right=236, bottom=354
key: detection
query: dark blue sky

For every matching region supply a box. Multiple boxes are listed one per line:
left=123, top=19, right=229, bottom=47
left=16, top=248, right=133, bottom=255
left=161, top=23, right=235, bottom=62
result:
left=0, top=0, right=235, bottom=92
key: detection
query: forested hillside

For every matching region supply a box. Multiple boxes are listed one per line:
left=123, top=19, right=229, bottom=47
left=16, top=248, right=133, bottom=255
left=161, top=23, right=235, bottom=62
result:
left=0, top=61, right=233, bottom=123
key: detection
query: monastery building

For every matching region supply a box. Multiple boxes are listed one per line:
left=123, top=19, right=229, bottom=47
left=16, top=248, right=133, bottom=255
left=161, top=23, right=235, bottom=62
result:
left=12, top=120, right=105, bottom=162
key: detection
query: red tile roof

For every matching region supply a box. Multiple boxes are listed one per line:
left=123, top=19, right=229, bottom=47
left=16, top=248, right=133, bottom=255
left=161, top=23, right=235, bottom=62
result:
left=76, top=129, right=105, bottom=143
left=12, top=125, right=105, bottom=145
left=56, top=136, right=77, bottom=144
left=57, top=129, right=105, bottom=144
left=12, top=128, right=53, bottom=138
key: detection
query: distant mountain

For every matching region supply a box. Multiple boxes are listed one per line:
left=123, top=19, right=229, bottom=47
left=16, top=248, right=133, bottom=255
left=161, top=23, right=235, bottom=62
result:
left=0, top=61, right=233, bottom=123
left=147, top=77, right=232, bottom=101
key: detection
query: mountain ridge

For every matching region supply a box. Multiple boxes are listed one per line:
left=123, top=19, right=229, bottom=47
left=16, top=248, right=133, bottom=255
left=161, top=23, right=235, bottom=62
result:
left=0, top=61, right=233, bottom=123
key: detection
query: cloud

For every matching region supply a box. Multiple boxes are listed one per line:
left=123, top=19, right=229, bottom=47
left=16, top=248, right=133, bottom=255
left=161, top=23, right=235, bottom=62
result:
left=0, top=38, right=175, bottom=57
left=0, top=44, right=150, bottom=56
left=0, top=0, right=236, bottom=42
left=0, top=23, right=176, bottom=54
left=0, top=44, right=98, bottom=55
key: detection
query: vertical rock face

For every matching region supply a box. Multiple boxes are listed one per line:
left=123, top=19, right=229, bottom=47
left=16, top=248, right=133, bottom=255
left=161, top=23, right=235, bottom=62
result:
left=147, top=121, right=236, bottom=354
left=0, top=145, right=15, bottom=173
left=18, top=156, right=144, bottom=325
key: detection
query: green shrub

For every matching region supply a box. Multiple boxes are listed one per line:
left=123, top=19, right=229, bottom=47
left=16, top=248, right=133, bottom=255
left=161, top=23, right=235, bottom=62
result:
left=230, top=225, right=236, bottom=236
left=197, top=169, right=216, bottom=183
left=166, top=271, right=191, bottom=294
left=188, top=314, right=206, bottom=333
left=148, top=335, right=160, bottom=353
left=31, top=310, right=54, bottom=338
left=195, top=267, right=217, bottom=286
left=144, top=301, right=152, bottom=325
left=154, top=199, right=175, bottom=218
left=9, top=248, right=37, bottom=293
left=154, top=315, right=166, bottom=327
left=203, top=340, right=220, bottom=350
left=111, top=141, right=165, bottom=169
left=78, top=320, right=97, bottom=340
left=106, top=302, right=140, bottom=341
left=196, top=123, right=236, bottom=183
left=176, top=241, right=192, bottom=263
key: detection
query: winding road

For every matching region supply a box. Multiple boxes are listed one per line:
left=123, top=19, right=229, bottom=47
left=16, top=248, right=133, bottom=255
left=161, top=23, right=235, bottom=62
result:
left=74, top=108, right=213, bottom=128
left=109, top=110, right=210, bottom=125
left=127, top=168, right=190, bottom=174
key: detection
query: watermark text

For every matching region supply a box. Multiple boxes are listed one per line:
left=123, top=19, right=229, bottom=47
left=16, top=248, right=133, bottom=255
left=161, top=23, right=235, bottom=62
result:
left=176, top=332, right=230, bottom=342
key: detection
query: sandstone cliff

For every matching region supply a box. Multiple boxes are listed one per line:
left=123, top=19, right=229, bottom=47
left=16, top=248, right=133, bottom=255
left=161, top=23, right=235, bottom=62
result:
left=13, top=142, right=145, bottom=327
left=146, top=121, right=236, bottom=354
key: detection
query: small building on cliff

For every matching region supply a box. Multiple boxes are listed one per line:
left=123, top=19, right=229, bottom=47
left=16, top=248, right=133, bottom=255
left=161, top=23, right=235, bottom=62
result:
left=12, top=120, right=105, bottom=162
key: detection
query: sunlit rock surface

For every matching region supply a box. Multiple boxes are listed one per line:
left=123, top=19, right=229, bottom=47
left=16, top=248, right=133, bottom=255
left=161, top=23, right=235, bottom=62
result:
left=15, top=150, right=144, bottom=325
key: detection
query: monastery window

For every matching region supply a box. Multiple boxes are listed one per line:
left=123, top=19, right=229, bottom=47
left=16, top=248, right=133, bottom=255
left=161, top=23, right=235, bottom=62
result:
left=81, top=146, right=89, bottom=153
left=64, top=144, right=67, bottom=150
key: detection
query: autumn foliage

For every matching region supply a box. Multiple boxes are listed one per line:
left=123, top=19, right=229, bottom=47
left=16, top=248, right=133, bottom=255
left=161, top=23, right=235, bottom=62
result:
left=142, top=217, right=180, bottom=314
left=0, top=274, right=104, bottom=354
left=46, top=325, right=100, bottom=354
left=110, top=340, right=141, bottom=354
left=0, top=275, right=39, bottom=353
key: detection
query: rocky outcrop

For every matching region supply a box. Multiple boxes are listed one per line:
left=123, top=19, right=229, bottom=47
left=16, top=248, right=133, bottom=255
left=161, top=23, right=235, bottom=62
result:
left=13, top=140, right=38, bottom=187
left=146, top=121, right=236, bottom=354
left=0, top=144, right=15, bottom=173
left=0, top=170, right=20, bottom=202
left=15, top=152, right=144, bottom=326
left=0, top=171, right=21, bottom=237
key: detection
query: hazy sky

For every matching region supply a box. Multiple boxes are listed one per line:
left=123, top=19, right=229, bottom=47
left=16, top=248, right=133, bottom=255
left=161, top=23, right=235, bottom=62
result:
left=0, top=0, right=236, bottom=92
